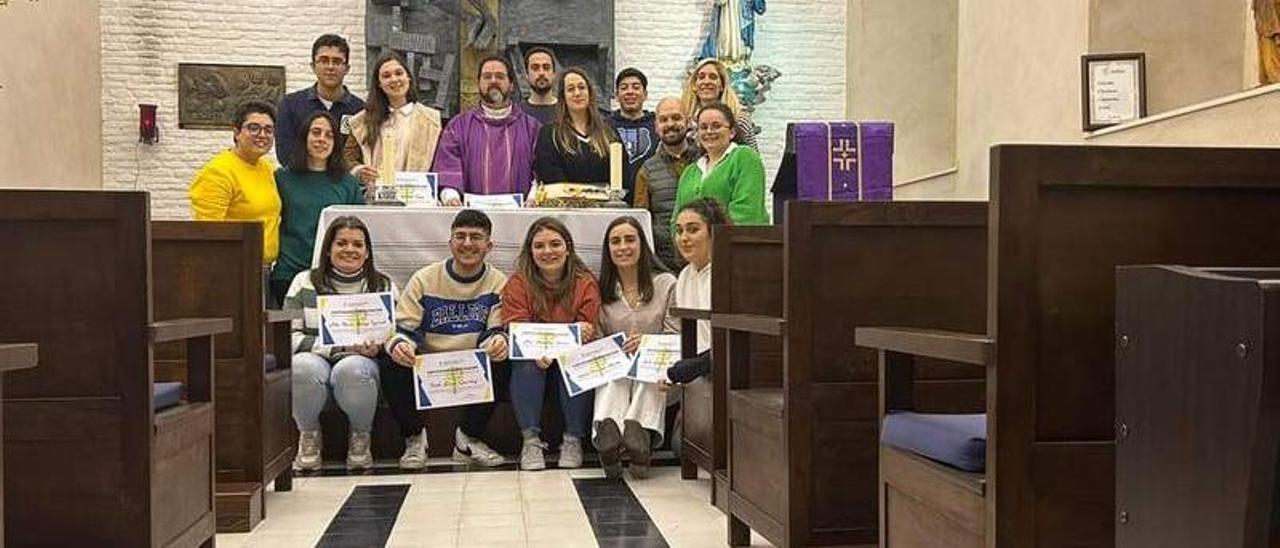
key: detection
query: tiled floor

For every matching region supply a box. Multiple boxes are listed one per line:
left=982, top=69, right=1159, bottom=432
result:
left=216, top=465, right=772, bottom=548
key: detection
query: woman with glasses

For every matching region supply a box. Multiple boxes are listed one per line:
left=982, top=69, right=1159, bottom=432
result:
left=342, top=51, right=442, bottom=201
left=672, top=102, right=768, bottom=226
left=189, top=100, right=284, bottom=264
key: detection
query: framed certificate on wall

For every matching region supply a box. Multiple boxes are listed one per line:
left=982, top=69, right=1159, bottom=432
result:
left=1081, top=52, right=1147, bottom=131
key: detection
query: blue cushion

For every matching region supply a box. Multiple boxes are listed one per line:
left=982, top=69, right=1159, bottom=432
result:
left=881, top=412, right=986, bottom=472
left=264, top=354, right=278, bottom=372
left=153, top=382, right=184, bottom=411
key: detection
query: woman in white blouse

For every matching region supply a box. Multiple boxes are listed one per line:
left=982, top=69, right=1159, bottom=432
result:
left=342, top=51, right=442, bottom=200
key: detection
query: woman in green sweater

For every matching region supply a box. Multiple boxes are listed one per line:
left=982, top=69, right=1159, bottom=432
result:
left=270, top=111, right=365, bottom=306
left=673, top=102, right=769, bottom=226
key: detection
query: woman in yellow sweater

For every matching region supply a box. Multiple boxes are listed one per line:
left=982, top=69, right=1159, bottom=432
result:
left=189, top=100, right=283, bottom=264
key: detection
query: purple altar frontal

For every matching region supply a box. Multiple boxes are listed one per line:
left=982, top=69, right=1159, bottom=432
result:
left=794, top=121, right=894, bottom=201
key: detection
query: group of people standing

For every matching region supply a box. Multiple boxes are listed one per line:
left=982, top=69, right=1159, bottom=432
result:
left=185, top=33, right=752, bottom=475
left=284, top=201, right=725, bottom=477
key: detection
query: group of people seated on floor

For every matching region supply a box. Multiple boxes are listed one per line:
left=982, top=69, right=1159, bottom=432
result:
left=189, top=33, right=770, bottom=301
left=282, top=201, right=722, bottom=478
left=184, top=32, right=762, bottom=478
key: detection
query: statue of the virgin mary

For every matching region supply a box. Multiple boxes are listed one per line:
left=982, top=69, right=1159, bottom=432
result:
left=699, top=0, right=767, bottom=67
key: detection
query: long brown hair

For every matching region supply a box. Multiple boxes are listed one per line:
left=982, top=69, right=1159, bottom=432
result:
left=312, top=216, right=391, bottom=294
left=514, top=216, right=593, bottom=317
left=598, top=216, right=663, bottom=304
left=363, top=51, right=417, bottom=152
left=551, top=67, right=617, bottom=159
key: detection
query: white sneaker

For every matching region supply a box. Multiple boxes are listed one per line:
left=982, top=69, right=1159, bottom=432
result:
left=558, top=436, right=584, bottom=469
left=347, top=432, right=373, bottom=470
left=293, top=430, right=321, bottom=471
left=520, top=436, right=548, bottom=471
left=399, top=428, right=428, bottom=470
left=453, top=427, right=505, bottom=467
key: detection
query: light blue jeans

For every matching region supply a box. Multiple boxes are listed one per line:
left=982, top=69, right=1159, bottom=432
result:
left=292, top=352, right=380, bottom=433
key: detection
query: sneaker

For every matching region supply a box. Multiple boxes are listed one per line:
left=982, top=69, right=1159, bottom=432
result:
left=592, top=419, right=623, bottom=479
left=399, top=428, right=428, bottom=470
left=520, top=436, right=548, bottom=471
left=347, top=432, right=373, bottom=470
left=453, top=427, right=505, bottom=467
left=293, top=430, right=321, bottom=471
left=558, top=436, right=584, bottom=469
left=622, top=420, right=652, bottom=479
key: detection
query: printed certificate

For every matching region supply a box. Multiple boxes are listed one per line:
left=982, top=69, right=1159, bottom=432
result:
left=509, top=322, right=581, bottom=359
left=465, top=193, right=524, bottom=209
left=628, top=334, right=681, bottom=383
left=414, top=350, right=494, bottom=409
left=558, top=333, right=631, bottom=397
left=374, top=172, right=438, bottom=207
left=317, top=292, right=395, bottom=346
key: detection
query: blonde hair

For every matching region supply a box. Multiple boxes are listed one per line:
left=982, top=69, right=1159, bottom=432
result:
left=551, top=67, right=617, bottom=159
left=681, top=58, right=743, bottom=120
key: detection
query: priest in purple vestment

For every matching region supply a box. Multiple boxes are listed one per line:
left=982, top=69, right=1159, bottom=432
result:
left=435, top=55, right=543, bottom=206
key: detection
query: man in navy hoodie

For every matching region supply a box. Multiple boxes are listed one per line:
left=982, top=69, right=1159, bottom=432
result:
left=609, top=68, right=658, bottom=205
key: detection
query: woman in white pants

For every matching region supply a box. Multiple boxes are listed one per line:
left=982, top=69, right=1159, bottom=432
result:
left=592, top=216, right=679, bottom=479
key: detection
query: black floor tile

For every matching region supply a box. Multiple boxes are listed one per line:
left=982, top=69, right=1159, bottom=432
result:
left=314, top=484, right=410, bottom=548
left=573, top=478, right=670, bottom=547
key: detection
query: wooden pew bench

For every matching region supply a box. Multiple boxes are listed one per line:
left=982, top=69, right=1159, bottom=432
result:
left=0, top=343, right=38, bottom=544
left=1114, top=266, right=1280, bottom=548
left=857, top=144, right=1280, bottom=548
left=1, top=190, right=229, bottom=547
left=714, top=201, right=988, bottom=547
left=150, top=220, right=297, bottom=533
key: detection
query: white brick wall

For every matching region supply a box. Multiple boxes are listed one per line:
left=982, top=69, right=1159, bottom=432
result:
left=101, top=0, right=844, bottom=219
left=100, top=0, right=367, bottom=219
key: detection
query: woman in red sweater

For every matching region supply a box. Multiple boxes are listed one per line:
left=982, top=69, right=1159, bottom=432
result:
left=503, top=217, right=602, bottom=471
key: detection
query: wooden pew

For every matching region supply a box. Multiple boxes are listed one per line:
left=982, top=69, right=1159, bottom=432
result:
left=713, top=201, right=988, bottom=547
left=676, top=226, right=784, bottom=509
left=857, top=144, right=1280, bottom=548
left=672, top=305, right=711, bottom=481
left=1114, top=266, right=1280, bottom=548
left=0, top=343, right=38, bottom=545
left=1, top=190, right=230, bottom=547
left=150, top=220, right=296, bottom=533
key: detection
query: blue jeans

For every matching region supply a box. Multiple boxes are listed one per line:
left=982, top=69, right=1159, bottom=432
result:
left=292, top=352, right=380, bottom=433
left=510, top=360, right=593, bottom=439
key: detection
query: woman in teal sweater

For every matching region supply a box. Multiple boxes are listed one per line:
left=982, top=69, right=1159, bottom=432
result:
left=271, top=111, right=365, bottom=306
left=673, top=102, right=769, bottom=226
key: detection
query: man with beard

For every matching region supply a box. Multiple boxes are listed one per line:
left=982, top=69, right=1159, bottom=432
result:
left=434, top=55, right=543, bottom=205
left=275, top=35, right=365, bottom=167
left=632, top=97, right=699, bottom=270
left=521, top=47, right=558, bottom=124
left=609, top=68, right=658, bottom=205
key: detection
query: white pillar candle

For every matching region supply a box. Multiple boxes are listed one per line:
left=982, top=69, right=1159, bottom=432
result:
left=609, top=142, right=623, bottom=191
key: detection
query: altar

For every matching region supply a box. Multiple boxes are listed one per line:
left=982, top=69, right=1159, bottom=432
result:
left=312, top=206, right=655, bottom=288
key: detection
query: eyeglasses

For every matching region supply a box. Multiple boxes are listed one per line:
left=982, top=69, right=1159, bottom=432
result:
left=451, top=233, right=489, bottom=243
left=314, top=57, right=348, bottom=68
left=242, top=123, right=274, bottom=136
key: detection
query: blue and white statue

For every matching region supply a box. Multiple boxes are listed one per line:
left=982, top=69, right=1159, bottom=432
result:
left=696, top=0, right=779, bottom=113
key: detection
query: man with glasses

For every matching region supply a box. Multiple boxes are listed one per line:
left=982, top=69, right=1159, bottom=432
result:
left=276, top=34, right=365, bottom=167
left=189, top=100, right=283, bottom=263
left=381, top=209, right=511, bottom=469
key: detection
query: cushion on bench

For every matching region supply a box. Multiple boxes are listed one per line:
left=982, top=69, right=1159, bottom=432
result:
left=153, top=382, right=184, bottom=411
left=881, top=412, right=986, bottom=472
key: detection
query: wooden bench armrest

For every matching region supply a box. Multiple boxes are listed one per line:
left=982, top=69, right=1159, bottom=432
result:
left=0, top=343, right=38, bottom=372
left=856, top=327, right=992, bottom=366
left=150, top=318, right=233, bottom=343
left=266, top=309, right=301, bottom=324
left=671, top=307, right=711, bottom=321
left=711, top=313, right=786, bottom=337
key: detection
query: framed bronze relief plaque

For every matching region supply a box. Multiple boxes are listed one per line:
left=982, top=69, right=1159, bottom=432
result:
left=178, top=63, right=286, bottom=129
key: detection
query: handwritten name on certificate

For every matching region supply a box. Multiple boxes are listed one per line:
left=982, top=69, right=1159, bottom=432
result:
left=628, top=334, right=681, bottom=383
left=465, top=193, right=524, bottom=209
left=318, top=292, right=395, bottom=346
left=558, top=333, right=631, bottom=397
left=509, top=322, right=581, bottom=359
left=394, top=171, right=438, bottom=207
left=414, top=350, right=494, bottom=410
